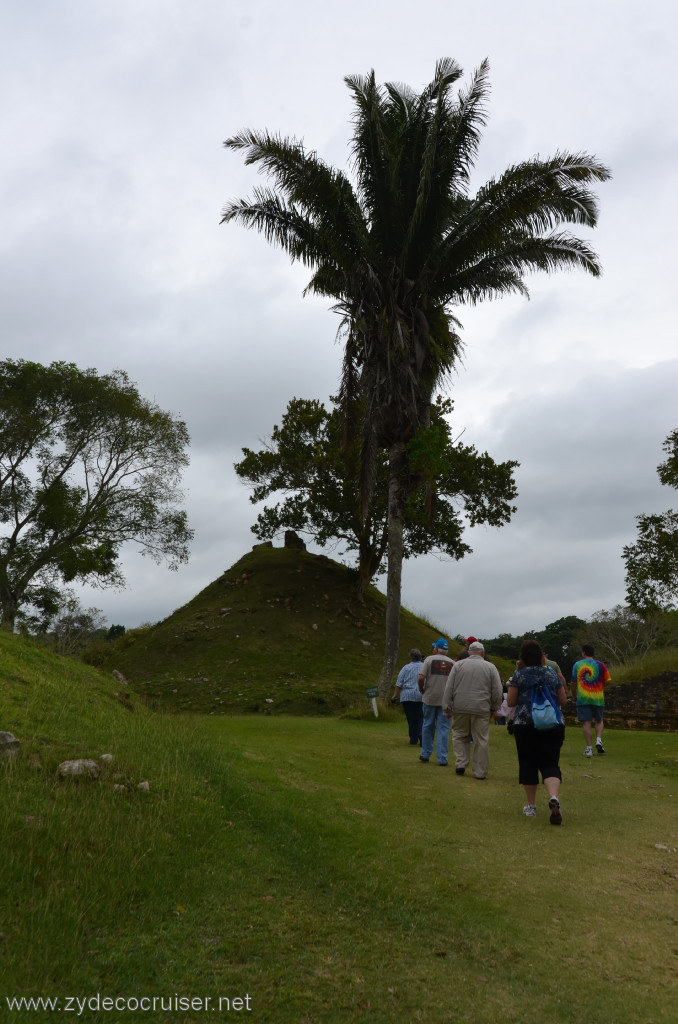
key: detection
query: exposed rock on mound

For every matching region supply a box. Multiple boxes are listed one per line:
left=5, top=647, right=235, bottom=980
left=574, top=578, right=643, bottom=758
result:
left=0, top=731, right=20, bottom=760
left=57, top=758, right=101, bottom=779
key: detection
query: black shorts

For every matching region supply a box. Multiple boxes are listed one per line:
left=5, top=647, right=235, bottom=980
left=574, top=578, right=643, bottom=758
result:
left=513, top=724, right=565, bottom=786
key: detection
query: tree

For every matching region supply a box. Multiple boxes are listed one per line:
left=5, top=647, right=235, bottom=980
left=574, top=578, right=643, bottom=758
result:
left=235, top=396, right=518, bottom=595
left=222, top=57, right=610, bottom=695
left=482, top=615, right=586, bottom=677
left=574, top=605, right=677, bottom=665
left=624, top=429, right=678, bottom=611
left=536, top=615, right=587, bottom=677
left=481, top=632, right=522, bottom=660
left=0, top=359, right=193, bottom=631
left=17, top=588, right=108, bottom=656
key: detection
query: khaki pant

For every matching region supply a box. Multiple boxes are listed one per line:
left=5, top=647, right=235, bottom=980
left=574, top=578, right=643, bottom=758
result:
left=451, top=712, right=491, bottom=778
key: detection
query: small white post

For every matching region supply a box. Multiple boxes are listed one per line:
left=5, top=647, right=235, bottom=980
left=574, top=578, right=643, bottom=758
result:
left=365, top=687, right=380, bottom=717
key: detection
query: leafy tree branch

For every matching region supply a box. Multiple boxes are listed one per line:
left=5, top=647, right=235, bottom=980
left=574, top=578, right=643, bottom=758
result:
left=0, top=359, right=193, bottom=630
left=235, top=396, right=518, bottom=595
left=624, top=429, right=678, bottom=611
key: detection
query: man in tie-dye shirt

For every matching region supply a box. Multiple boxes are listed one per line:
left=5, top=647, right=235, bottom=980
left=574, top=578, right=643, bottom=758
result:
left=571, top=643, right=611, bottom=757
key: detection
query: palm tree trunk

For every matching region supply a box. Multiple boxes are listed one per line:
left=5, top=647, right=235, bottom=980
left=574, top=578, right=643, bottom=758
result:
left=377, top=443, right=407, bottom=699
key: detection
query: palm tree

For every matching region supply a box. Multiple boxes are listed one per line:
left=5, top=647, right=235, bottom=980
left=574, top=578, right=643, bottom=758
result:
left=222, top=57, right=610, bottom=697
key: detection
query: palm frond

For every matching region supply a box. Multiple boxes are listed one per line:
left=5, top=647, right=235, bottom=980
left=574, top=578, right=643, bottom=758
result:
left=224, top=129, right=368, bottom=256
left=442, top=58, right=490, bottom=187
left=420, top=151, right=611, bottom=292
left=442, top=261, right=530, bottom=305
left=383, top=80, right=419, bottom=109
left=425, top=57, right=465, bottom=101
left=440, top=231, right=605, bottom=306
left=345, top=71, right=402, bottom=255
left=470, top=152, right=612, bottom=234
left=221, top=189, right=359, bottom=274
left=398, top=61, right=490, bottom=276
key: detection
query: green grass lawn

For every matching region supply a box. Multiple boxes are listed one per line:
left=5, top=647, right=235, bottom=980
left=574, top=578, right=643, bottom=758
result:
left=1, top=634, right=676, bottom=1024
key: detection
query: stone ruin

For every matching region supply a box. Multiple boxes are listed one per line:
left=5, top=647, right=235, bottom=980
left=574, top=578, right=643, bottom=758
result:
left=601, top=671, right=678, bottom=731
left=284, top=530, right=306, bottom=550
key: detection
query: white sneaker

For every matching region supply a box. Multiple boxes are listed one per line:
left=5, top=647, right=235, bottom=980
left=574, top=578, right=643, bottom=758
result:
left=522, top=804, right=537, bottom=817
left=584, top=746, right=593, bottom=757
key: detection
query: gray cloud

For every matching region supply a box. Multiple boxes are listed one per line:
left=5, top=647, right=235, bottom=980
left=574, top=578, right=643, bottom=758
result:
left=401, top=361, right=676, bottom=637
left=2, top=1, right=677, bottom=640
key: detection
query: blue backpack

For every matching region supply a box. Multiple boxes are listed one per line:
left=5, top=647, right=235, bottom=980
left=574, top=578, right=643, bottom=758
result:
left=531, top=680, right=563, bottom=730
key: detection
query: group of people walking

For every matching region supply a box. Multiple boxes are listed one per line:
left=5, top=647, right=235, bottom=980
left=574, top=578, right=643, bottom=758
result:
left=392, top=636, right=612, bottom=826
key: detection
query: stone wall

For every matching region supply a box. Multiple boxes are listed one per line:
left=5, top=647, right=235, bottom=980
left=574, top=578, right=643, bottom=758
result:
left=581, top=671, right=678, bottom=731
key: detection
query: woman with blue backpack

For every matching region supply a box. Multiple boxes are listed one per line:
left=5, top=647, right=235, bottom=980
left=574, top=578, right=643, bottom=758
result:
left=506, top=638, right=568, bottom=825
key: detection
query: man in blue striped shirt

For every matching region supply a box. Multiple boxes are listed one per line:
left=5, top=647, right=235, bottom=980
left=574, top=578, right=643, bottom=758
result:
left=392, top=649, right=424, bottom=744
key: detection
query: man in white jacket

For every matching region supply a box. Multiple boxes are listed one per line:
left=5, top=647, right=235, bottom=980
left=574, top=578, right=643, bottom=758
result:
left=443, top=641, right=503, bottom=779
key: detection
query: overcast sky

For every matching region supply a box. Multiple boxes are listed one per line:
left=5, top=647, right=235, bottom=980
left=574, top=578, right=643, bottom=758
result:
left=2, top=1, right=677, bottom=641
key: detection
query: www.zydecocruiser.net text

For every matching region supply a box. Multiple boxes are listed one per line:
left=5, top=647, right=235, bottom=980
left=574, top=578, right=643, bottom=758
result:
left=5, top=993, right=252, bottom=1015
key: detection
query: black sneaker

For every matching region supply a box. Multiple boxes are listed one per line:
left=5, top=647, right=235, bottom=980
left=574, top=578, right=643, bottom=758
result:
left=596, top=739, right=606, bottom=754
left=455, top=767, right=465, bottom=776
left=419, top=755, right=429, bottom=763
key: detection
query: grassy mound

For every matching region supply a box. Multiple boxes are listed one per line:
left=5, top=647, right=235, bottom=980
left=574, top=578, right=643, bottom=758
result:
left=1, top=635, right=676, bottom=1023
left=609, top=647, right=678, bottom=686
left=89, top=545, right=514, bottom=714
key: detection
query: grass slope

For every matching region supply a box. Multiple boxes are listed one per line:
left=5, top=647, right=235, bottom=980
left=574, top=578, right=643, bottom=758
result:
left=609, top=647, right=678, bottom=686
left=93, top=545, right=513, bottom=714
left=1, top=632, right=677, bottom=1023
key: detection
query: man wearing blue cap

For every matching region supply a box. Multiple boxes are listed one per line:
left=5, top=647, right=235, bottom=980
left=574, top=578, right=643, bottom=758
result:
left=417, top=639, right=454, bottom=765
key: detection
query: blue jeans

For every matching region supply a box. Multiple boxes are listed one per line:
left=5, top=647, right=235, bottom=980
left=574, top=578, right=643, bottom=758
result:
left=421, top=704, right=451, bottom=764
